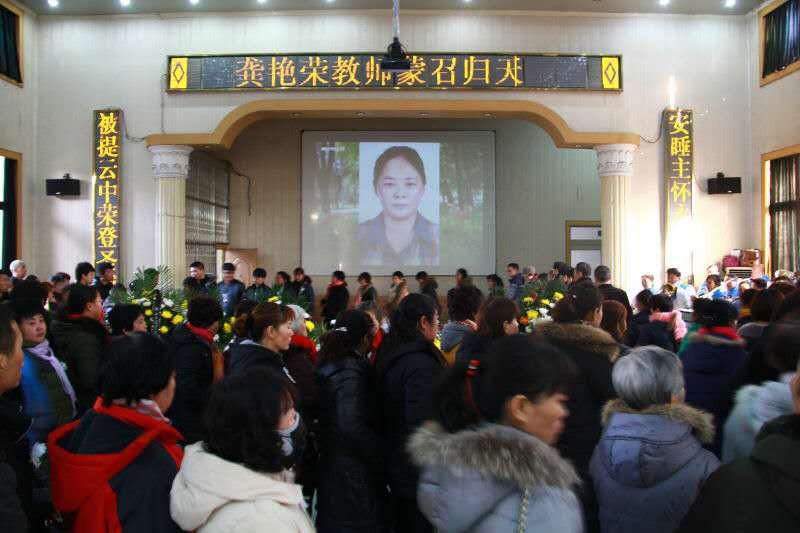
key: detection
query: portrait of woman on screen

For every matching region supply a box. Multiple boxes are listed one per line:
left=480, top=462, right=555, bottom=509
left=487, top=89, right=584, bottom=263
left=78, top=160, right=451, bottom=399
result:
left=358, top=146, right=439, bottom=266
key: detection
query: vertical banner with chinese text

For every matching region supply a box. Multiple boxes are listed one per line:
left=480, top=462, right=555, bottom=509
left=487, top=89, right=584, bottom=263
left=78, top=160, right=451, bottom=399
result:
left=93, top=109, right=121, bottom=269
left=664, top=109, right=693, bottom=278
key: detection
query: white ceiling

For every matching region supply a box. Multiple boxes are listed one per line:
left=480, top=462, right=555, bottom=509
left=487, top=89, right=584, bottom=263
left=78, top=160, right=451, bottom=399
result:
left=18, top=0, right=761, bottom=16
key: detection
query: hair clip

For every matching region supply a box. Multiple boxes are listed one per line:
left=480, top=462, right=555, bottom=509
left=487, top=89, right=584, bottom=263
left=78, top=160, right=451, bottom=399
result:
left=334, top=326, right=349, bottom=333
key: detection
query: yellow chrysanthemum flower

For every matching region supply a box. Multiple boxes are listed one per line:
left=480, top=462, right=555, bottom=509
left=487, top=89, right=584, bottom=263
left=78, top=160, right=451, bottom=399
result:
left=172, top=314, right=184, bottom=325
left=158, top=326, right=169, bottom=334
left=229, top=316, right=236, bottom=324
left=144, top=309, right=153, bottom=317
left=433, top=338, right=442, bottom=350
left=553, top=292, right=564, bottom=301
left=305, top=320, right=315, bottom=333
left=268, top=296, right=280, bottom=303
left=523, top=296, right=534, bottom=304
left=223, top=322, right=232, bottom=334
left=161, top=310, right=173, bottom=319
left=527, top=309, right=539, bottom=320
left=540, top=299, right=550, bottom=306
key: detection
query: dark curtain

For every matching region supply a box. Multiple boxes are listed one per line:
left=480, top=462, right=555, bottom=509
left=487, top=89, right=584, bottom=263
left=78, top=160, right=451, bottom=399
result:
left=2, top=157, right=16, bottom=269
left=763, top=0, right=800, bottom=77
left=0, top=5, right=21, bottom=82
left=769, top=154, right=800, bottom=272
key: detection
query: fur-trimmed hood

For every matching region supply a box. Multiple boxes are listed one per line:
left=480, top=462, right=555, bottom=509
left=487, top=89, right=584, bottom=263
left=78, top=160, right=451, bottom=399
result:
left=409, top=421, right=579, bottom=490
left=601, top=399, right=715, bottom=444
left=594, top=399, right=719, bottom=489
left=535, top=321, right=620, bottom=362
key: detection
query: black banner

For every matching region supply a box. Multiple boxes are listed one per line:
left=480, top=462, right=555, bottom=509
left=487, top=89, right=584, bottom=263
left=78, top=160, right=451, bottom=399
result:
left=93, top=110, right=121, bottom=268
left=168, top=53, right=622, bottom=92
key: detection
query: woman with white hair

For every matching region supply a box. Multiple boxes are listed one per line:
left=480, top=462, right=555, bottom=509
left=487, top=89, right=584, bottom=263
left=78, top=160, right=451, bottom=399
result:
left=590, top=346, right=720, bottom=533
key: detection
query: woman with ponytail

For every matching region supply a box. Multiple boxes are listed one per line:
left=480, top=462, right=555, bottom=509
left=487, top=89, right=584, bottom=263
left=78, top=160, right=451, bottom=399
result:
left=534, top=282, right=618, bottom=531
left=315, top=309, right=388, bottom=532
left=375, top=293, right=445, bottom=533
left=409, top=335, right=583, bottom=532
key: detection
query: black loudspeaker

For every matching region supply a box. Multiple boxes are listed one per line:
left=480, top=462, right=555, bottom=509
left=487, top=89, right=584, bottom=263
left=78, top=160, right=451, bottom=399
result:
left=46, top=175, right=81, bottom=197
left=708, top=174, right=741, bottom=195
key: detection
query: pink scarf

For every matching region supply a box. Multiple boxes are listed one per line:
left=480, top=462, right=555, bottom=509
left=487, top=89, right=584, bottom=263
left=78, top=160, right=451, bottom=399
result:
left=650, top=311, right=687, bottom=341
left=111, top=398, right=170, bottom=423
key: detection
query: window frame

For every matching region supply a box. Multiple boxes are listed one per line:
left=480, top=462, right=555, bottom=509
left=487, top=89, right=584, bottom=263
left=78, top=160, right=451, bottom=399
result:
left=0, top=0, right=23, bottom=87
left=760, top=0, right=800, bottom=87
left=762, top=143, right=800, bottom=275
left=0, top=147, right=22, bottom=267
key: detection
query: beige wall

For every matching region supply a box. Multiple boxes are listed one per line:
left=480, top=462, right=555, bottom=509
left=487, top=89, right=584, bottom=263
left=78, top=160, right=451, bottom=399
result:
left=747, top=5, right=800, bottom=264
left=22, top=9, right=762, bottom=294
left=224, top=117, right=598, bottom=294
left=0, top=1, right=36, bottom=268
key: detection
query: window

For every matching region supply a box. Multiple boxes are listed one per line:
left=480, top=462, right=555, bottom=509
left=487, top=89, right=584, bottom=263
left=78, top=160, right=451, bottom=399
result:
left=185, top=152, right=230, bottom=277
left=764, top=148, right=800, bottom=273
left=0, top=0, right=22, bottom=85
left=760, top=0, right=800, bottom=86
left=0, top=153, right=18, bottom=270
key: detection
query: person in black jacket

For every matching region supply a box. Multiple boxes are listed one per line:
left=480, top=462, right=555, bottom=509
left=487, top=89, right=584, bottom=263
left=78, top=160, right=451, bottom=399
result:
left=456, top=296, right=519, bottom=365
left=315, top=309, right=388, bottom=532
left=594, top=265, right=633, bottom=322
left=678, top=374, right=800, bottom=533
left=321, top=271, right=349, bottom=327
left=167, top=296, right=222, bottom=444
left=375, top=293, right=445, bottom=533
left=227, top=301, right=294, bottom=379
left=635, top=294, right=681, bottom=352
left=0, top=305, right=27, bottom=533
left=182, top=261, right=216, bottom=296
left=624, top=289, right=652, bottom=346
left=534, top=282, right=619, bottom=533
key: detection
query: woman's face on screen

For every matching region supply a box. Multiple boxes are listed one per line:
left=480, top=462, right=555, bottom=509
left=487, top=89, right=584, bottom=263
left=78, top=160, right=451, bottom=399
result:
left=376, top=156, right=425, bottom=222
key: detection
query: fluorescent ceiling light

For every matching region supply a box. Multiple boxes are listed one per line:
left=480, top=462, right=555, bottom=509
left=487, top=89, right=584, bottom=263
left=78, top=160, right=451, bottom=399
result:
left=47, top=0, right=59, bottom=7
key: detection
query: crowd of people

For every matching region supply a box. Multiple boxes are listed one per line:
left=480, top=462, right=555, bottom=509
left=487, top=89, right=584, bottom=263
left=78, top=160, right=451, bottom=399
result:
left=1, top=256, right=799, bottom=532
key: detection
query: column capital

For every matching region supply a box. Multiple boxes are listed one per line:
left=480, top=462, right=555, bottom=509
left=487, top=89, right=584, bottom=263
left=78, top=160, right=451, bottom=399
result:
left=149, top=145, right=193, bottom=179
left=595, top=143, right=637, bottom=178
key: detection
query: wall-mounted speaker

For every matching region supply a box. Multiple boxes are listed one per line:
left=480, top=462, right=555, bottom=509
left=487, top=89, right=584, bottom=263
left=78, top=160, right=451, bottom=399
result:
left=46, top=174, right=81, bottom=197
left=708, top=172, right=741, bottom=195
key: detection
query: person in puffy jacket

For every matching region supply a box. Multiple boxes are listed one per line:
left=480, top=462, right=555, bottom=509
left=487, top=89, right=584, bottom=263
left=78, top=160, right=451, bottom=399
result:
left=409, top=335, right=583, bottom=533
left=682, top=300, right=748, bottom=455
left=375, top=294, right=445, bottom=533
left=170, top=368, right=314, bottom=533
left=635, top=294, right=686, bottom=352
left=49, top=334, right=183, bottom=533
left=590, top=346, right=719, bottom=533
left=723, top=319, right=800, bottom=462
left=315, top=310, right=387, bottom=532
left=321, top=271, right=349, bottom=327
left=167, top=296, right=223, bottom=445
left=678, top=374, right=800, bottom=533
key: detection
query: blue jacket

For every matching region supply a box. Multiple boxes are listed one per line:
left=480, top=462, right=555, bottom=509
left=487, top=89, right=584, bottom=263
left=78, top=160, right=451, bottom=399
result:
left=217, top=279, right=245, bottom=316
left=411, top=422, right=583, bottom=533
left=682, top=329, right=748, bottom=454
left=591, top=400, right=719, bottom=533
left=507, top=273, right=525, bottom=302
left=19, top=347, right=75, bottom=448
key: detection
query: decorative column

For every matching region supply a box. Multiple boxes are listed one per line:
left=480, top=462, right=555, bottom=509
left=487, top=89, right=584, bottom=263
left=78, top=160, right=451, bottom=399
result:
left=595, top=143, right=636, bottom=290
left=149, top=145, right=193, bottom=287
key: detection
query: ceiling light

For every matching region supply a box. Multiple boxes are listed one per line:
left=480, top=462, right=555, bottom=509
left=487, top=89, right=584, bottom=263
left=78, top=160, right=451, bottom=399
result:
left=257, top=0, right=267, bottom=3
left=381, top=0, right=411, bottom=73
left=120, top=0, right=131, bottom=6
left=189, top=0, right=200, bottom=5
left=658, top=0, right=670, bottom=6
left=724, top=0, right=736, bottom=7
left=47, top=0, right=59, bottom=7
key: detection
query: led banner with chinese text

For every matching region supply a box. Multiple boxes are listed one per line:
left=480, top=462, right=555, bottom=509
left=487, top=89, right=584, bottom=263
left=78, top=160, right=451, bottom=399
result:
left=93, top=109, right=121, bottom=268
left=664, top=108, right=693, bottom=274
left=168, top=53, right=622, bottom=92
